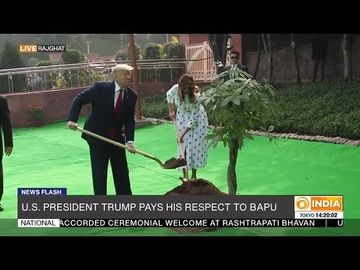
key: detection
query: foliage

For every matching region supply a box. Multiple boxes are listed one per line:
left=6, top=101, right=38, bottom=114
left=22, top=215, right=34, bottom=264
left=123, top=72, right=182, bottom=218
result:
left=163, top=36, right=184, bottom=58
left=115, top=49, right=128, bottom=61
left=208, top=34, right=229, bottom=65
left=62, top=69, right=92, bottom=88
left=0, top=41, right=27, bottom=93
left=61, top=49, right=86, bottom=64
left=139, top=80, right=360, bottom=140
left=203, top=70, right=277, bottom=149
left=260, top=80, right=360, bottom=139
left=36, top=60, right=55, bottom=66
left=144, top=43, right=161, bottom=59
left=32, top=60, right=57, bottom=89
left=203, top=69, right=277, bottom=194
left=115, top=42, right=142, bottom=61
left=27, top=57, right=39, bottom=66
left=141, top=93, right=168, bottom=119
left=28, top=104, right=44, bottom=121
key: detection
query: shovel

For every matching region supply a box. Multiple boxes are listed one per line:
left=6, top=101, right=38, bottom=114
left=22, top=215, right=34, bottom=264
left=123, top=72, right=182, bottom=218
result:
left=172, top=120, right=188, bottom=180
left=76, top=127, right=186, bottom=169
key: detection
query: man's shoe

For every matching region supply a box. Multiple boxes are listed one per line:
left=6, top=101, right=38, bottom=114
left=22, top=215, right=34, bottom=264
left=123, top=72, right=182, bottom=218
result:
left=0, top=204, right=4, bottom=212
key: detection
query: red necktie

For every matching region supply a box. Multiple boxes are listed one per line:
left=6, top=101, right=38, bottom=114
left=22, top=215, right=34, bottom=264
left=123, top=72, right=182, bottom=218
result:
left=114, top=89, right=123, bottom=114
left=109, top=89, right=123, bottom=140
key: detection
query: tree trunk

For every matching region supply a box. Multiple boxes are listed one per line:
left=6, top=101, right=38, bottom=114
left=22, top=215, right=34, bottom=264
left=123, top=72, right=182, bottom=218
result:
left=267, top=34, right=273, bottom=83
left=291, top=34, right=302, bottom=85
left=227, top=139, right=238, bottom=195
left=208, top=34, right=229, bottom=65
left=342, top=34, right=353, bottom=80
left=261, top=34, right=273, bottom=83
left=254, top=34, right=262, bottom=79
left=128, top=34, right=142, bottom=119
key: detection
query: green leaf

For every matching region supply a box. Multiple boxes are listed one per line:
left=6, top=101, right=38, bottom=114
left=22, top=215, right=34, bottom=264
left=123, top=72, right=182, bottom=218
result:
left=231, top=96, right=241, bottom=105
left=220, top=96, right=232, bottom=107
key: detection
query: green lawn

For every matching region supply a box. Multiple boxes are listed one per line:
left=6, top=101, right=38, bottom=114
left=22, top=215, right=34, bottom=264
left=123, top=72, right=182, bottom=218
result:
left=1, top=120, right=359, bottom=236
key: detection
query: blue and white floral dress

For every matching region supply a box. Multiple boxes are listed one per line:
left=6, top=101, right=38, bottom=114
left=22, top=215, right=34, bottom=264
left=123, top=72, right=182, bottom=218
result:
left=166, top=84, right=208, bottom=169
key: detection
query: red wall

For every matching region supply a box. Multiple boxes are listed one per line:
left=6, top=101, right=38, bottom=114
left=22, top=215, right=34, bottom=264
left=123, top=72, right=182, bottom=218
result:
left=179, top=34, right=208, bottom=45
left=230, top=34, right=243, bottom=64
left=5, top=82, right=175, bottom=128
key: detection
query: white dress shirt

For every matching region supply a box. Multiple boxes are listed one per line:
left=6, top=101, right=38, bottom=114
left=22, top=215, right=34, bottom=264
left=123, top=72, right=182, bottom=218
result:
left=114, top=81, right=125, bottom=107
left=114, top=81, right=134, bottom=145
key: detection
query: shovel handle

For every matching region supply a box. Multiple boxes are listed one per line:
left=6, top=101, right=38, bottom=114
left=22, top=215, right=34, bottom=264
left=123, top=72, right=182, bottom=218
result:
left=173, top=120, right=185, bottom=158
left=76, top=127, right=159, bottom=161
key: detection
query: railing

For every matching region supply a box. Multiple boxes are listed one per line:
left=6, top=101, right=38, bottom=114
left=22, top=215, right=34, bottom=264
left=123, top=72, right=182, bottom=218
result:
left=185, top=42, right=216, bottom=82
left=0, top=59, right=186, bottom=93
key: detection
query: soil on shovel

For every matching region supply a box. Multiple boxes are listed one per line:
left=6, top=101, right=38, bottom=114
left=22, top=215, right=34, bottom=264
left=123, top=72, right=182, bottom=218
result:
left=165, top=179, right=226, bottom=234
left=163, top=157, right=187, bottom=169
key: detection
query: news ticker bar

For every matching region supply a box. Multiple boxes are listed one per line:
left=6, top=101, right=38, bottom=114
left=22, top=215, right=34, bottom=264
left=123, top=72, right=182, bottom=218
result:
left=17, top=219, right=344, bottom=228
left=18, top=194, right=343, bottom=220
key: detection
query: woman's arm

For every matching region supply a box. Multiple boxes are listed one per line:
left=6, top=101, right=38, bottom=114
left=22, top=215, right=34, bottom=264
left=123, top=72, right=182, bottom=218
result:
left=166, top=84, right=178, bottom=121
left=179, top=127, right=191, bottom=143
left=168, top=102, right=176, bottom=121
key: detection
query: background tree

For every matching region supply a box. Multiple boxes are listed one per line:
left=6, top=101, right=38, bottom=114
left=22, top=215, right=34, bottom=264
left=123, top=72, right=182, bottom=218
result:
left=27, top=57, right=40, bottom=67
left=163, top=36, right=184, bottom=58
left=115, top=49, right=128, bottom=61
left=144, top=43, right=161, bottom=59
left=291, top=34, right=302, bottom=85
left=342, top=34, right=353, bottom=80
left=203, top=70, right=277, bottom=194
left=254, top=34, right=262, bottom=79
left=208, top=34, right=229, bottom=66
left=115, top=42, right=141, bottom=61
left=0, top=41, right=26, bottom=93
left=143, top=43, right=162, bottom=82
left=261, top=34, right=273, bottom=83
left=61, top=49, right=86, bottom=64
left=61, top=49, right=87, bottom=87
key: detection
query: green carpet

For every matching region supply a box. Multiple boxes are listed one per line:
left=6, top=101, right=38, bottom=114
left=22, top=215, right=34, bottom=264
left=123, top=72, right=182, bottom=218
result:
left=1, top=119, right=359, bottom=236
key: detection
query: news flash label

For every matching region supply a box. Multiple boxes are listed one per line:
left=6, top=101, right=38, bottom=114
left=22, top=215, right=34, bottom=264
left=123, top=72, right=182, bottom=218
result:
left=18, top=219, right=60, bottom=227
left=294, top=196, right=343, bottom=219
left=19, top=44, right=66, bottom=53
left=18, top=188, right=67, bottom=195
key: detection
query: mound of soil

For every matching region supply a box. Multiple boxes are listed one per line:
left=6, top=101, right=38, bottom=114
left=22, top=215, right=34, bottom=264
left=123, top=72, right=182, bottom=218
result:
left=165, top=179, right=226, bottom=234
left=165, top=179, right=226, bottom=195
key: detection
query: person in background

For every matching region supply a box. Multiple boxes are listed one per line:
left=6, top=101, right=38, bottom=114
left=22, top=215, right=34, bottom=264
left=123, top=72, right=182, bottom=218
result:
left=225, top=51, right=248, bottom=73
left=0, top=95, right=13, bottom=212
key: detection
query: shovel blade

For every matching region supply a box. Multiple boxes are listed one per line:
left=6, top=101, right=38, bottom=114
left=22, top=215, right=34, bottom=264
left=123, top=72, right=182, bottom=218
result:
left=163, top=157, right=187, bottom=169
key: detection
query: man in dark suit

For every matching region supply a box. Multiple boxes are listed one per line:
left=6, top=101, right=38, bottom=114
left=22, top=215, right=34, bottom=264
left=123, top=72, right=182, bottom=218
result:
left=67, top=64, right=137, bottom=195
left=0, top=96, right=13, bottom=212
left=226, top=51, right=248, bottom=72
left=222, top=51, right=249, bottom=80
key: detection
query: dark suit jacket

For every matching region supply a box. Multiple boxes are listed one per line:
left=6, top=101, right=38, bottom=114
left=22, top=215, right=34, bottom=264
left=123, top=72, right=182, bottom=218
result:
left=67, top=81, right=137, bottom=144
left=220, top=63, right=249, bottom=81
left=0, top=96, right=13, bottom=154
left=224, top=63, right=249, bottom=73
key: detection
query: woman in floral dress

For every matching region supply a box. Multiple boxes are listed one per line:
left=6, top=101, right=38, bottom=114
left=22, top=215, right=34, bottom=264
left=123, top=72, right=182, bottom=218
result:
left=166, top=74, right=208, bottom=181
